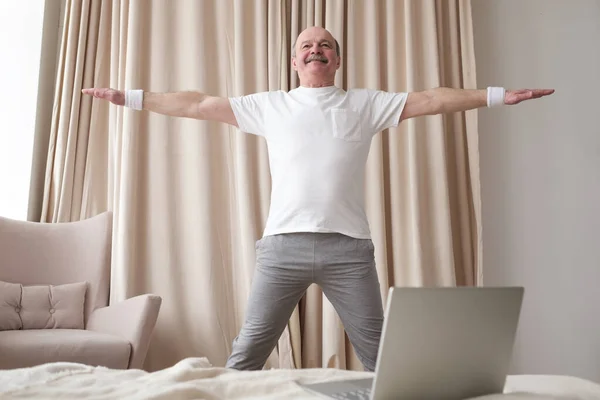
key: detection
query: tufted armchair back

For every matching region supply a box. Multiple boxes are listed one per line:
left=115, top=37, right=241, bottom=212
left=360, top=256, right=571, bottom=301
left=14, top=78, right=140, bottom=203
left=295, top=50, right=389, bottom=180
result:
left=0, top=212, right=113, bottom=325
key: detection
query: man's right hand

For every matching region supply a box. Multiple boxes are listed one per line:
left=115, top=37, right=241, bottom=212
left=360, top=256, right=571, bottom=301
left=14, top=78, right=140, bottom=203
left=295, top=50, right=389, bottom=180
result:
left=82, top=88, right=125, bottom=106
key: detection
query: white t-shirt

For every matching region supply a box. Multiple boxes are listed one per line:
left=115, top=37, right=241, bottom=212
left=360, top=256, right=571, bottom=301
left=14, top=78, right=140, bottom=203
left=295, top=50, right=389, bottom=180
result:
left=229, top=85, right=407, bottom=239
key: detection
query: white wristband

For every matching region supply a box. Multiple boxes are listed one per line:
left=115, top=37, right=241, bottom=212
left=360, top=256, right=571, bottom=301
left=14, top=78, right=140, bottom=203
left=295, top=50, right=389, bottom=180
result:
left=124, top=89, right=144, bottom=110
left=487, top=87, right=505, bottom=107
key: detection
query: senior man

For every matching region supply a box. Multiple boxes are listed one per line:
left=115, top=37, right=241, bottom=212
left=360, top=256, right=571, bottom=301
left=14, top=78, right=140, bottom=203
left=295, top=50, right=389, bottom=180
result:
left=83, top=26, right=553, bottom=372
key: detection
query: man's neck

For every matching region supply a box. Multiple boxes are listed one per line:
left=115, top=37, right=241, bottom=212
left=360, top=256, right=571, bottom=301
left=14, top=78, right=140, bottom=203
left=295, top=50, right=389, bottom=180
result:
left=299, top=79, right=335, bottom=88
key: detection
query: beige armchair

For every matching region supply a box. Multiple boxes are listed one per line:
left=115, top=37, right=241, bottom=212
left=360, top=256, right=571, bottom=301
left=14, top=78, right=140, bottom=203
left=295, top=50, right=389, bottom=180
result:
left=0, top=211, right=162, bottom=370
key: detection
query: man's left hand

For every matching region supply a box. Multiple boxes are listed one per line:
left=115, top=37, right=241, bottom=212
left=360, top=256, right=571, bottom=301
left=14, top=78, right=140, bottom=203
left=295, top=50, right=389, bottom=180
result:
left=505, top=89, right=555, bottom=105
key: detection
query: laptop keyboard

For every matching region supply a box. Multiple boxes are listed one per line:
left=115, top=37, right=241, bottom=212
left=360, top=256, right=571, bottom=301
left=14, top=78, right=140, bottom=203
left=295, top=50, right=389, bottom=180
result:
left=331, top=388, right=371, bottom=400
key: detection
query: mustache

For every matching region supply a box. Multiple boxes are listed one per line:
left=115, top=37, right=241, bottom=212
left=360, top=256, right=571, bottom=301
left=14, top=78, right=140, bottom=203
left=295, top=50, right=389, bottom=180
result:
left=306, top=54, right=328, bottom=63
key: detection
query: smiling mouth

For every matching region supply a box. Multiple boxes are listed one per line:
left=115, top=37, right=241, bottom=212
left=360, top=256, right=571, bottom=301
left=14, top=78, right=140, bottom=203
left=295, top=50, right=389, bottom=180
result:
left=306, top=56, right=328, bottom=64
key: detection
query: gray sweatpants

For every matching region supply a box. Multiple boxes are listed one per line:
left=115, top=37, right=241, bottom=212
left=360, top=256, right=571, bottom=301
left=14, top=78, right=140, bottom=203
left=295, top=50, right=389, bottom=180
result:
left=225, top=232, right=384, bottom=371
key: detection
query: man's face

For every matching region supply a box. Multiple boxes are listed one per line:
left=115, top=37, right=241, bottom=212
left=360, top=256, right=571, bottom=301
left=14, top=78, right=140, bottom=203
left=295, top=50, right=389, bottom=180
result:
left=292, top=27, right=340, bottom=82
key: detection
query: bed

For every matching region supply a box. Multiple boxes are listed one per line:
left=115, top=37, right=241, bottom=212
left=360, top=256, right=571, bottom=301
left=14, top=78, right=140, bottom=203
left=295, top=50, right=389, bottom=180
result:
left=0, top=357, right=598, bottom=399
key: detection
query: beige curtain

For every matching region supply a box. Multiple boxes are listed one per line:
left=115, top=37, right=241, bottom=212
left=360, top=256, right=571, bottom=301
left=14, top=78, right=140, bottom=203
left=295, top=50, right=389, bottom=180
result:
left=38, top=0, right=480, bottom=372
left=40, top=0, right=111, bottom=222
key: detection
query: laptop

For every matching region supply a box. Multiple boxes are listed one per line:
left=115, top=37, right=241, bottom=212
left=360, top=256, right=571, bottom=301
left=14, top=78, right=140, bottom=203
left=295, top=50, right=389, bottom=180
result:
left=300, top=286, right=524, bottom=400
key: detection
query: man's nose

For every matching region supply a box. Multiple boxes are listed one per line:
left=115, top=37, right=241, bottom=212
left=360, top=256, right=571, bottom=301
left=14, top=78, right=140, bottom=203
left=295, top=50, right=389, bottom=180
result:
left=310, top=44, right=322, bottom=54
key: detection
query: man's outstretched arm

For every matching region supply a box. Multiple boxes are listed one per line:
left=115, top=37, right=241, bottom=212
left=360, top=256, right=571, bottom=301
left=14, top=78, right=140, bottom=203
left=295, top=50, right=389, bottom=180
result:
left=81, top=88, right=238, bottom=127
left=399, top=87, right=554, bottom=121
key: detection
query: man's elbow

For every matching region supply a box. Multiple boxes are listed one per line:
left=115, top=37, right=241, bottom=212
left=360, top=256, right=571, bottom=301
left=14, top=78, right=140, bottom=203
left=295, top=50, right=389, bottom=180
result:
left=401, top=89, right=442, bottom=121
left=427, top=88, right=445, bottom=114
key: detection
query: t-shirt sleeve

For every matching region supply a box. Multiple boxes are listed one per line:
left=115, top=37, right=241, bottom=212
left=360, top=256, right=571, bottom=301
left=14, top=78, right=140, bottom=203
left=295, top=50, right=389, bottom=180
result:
left=366, top=90, right=408, bottom=133
left=228, top=92, right=270, bottom=136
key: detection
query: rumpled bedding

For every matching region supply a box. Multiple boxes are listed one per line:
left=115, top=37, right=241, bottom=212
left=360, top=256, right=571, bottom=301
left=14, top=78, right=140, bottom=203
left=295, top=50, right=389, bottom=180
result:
left=0, top=357, right=598, bottom=399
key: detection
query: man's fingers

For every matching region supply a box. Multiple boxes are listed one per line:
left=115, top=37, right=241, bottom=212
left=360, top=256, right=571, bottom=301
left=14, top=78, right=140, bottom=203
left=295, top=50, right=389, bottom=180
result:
left=506, top=88, right=554, bottom=105
left=81, top=88, right=111, bottom=98
left=97, top=88, right=111, bottom=98
left=534, top=89, right=555, bottom=97
left=522, top=89, right=554, bottom=100
left=81, top=88, right=125, bottom=106
left=82, top=88, right=102, bottom=97
left=81, top=88, right=100, bottom=97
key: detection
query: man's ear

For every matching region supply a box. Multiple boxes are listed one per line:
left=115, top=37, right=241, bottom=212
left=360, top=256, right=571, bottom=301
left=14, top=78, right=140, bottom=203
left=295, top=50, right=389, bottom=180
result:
left=292, top=57, right=298, bottom=71
left=336, top=56, right=341, bottom=69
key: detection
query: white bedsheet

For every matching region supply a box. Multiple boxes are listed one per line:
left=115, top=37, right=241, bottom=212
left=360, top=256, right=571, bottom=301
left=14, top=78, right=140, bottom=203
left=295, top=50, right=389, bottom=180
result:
left=0, top=357, right=598, bottom=400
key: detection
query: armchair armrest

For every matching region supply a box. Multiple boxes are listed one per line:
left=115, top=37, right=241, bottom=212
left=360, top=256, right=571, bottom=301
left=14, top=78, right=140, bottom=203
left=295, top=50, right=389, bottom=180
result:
left=86, top=294, right=162, bottom=369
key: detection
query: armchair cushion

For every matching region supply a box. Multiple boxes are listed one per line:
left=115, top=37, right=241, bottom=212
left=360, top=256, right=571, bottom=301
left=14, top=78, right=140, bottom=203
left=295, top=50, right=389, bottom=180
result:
left=0, top=280, right=87, bottom=331
left=0, top=281, right=22, bottom=330
left=0, top=329, right=131, bottom=370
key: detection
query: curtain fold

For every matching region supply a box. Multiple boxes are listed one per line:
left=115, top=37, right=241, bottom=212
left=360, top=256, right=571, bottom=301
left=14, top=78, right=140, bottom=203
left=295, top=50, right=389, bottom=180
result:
left=36, top=0, right=480, bottom=372
left=40, top=0, right=111, bottom=222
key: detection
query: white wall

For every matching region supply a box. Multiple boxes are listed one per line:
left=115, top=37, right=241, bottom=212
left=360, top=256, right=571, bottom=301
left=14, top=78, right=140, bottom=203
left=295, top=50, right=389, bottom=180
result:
left=472, top=0, right=600, bottom=382
left=0, top=1, right=46, bottom=220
